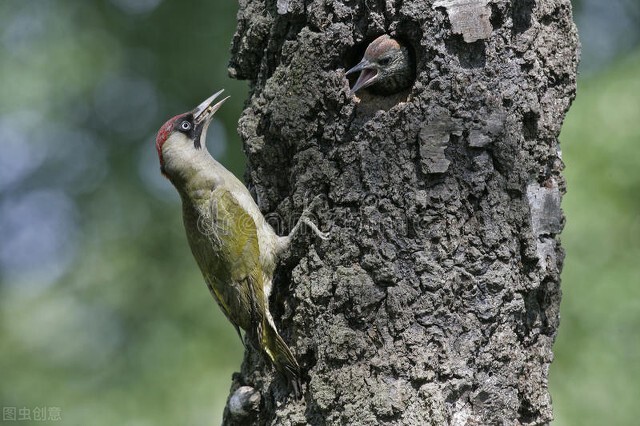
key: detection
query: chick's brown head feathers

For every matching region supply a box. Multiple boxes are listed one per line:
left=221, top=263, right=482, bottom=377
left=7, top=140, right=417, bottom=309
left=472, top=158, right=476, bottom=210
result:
left=346, top=35, right=414, bottom=95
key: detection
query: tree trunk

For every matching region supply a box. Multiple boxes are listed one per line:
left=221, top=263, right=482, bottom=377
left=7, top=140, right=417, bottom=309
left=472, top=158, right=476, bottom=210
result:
left=223, top=0, right=579, bottom=424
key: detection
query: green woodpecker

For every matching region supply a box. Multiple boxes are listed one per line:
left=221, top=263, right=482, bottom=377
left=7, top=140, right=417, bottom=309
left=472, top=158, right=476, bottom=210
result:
left=155, top=90, right=327, bottom=396
left=346, top=34, right=414, bottom=95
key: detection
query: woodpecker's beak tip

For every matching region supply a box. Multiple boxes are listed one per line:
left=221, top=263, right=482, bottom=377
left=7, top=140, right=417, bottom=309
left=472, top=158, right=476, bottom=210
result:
left=193, top=90, right=229, bottom=124
left=348, top=68, right=378, bottom=95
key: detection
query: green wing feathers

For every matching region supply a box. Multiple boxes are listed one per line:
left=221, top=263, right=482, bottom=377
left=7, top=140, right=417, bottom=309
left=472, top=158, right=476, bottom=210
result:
left=214, top=190, right=261, bottom=283
left=205, top=189, right=301, bottom=394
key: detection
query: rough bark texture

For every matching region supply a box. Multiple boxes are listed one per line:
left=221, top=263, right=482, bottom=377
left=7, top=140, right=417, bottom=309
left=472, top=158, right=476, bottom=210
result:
left=223, top=0, right=579, bottom=424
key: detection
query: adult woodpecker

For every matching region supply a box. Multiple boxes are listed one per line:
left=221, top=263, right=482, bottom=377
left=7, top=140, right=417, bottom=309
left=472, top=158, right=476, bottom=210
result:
left=155, top=90, right=327, bottom=396
left=346, top=34, right=414, bottom=95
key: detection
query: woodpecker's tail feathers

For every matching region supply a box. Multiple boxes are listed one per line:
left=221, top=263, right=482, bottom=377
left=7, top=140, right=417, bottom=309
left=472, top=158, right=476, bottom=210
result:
left=261, top=321, right=302, bottom=399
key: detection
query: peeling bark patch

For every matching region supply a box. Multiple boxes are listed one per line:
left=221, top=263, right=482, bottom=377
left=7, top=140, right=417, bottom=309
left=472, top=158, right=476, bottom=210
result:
left=527, top=181, right=563, bottom=272
left=469, top=111, right=506, bottom=147
left=468, top=130, right=490, bottom=148
left=418, top=117, right=462, bottom=174
left=534, top=239, right=556, bottom=272
left=526, top=181, right=563, bottom=237
left=433, top=0, right=493, bottom=43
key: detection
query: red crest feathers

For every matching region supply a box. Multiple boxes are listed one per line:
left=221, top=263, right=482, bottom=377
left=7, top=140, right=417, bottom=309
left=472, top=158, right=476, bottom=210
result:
left=155, top=113, right=185, bottom=167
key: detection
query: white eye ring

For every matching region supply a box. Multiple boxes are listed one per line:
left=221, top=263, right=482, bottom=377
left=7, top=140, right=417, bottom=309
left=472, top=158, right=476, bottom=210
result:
left=180, top=121, right=191, bottom=131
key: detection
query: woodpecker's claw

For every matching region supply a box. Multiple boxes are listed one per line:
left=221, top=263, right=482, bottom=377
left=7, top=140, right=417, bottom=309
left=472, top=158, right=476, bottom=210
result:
left=301, top=197, right=330, bottom=240
left=301, top=217, right=330, bottom=240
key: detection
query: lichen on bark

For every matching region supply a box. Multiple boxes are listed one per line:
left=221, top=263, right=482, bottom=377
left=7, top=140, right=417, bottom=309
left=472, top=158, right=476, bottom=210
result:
left=223, top=0, right=579, bottom=424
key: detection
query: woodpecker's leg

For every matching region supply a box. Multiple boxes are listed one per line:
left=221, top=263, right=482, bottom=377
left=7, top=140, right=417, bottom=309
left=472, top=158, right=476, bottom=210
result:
left=288, top=215, right=329, bottom=241
left=276, top=197, right=329, bottom=255
left=290, top=195, right=330, bottom=240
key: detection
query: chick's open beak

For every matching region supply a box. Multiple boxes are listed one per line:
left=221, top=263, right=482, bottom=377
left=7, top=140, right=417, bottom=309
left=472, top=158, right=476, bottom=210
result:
left=346, top=60, right=379, bottom=95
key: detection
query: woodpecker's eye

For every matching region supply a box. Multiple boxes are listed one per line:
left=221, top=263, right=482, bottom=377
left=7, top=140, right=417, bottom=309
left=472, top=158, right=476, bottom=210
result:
left=180, top=120, right=192, bottom=131
left=379, top=57, right=391, bottom=66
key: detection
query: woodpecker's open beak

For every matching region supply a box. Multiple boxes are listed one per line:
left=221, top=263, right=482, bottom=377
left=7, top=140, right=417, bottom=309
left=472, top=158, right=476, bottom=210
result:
left=193, top=89, right=229, bottom=124
left=346, top=60, right=379, bottom=95
left=192, top=89, right=229, bottom=148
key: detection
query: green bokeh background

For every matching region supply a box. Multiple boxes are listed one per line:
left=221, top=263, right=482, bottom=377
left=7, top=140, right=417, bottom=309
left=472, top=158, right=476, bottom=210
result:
left=0, top=1, right=637, bottom=425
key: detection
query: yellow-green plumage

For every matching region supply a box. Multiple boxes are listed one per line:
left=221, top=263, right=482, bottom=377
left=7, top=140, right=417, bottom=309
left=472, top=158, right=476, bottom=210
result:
left=157, top=91, right=327, bottom=397
left=182, top=188, right=301, bottom=389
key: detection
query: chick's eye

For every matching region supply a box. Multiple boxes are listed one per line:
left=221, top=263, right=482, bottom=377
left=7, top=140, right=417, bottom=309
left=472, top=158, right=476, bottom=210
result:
left=379, top=57, right=391, bottom=66
left=180, top=121, right=191, bottom=131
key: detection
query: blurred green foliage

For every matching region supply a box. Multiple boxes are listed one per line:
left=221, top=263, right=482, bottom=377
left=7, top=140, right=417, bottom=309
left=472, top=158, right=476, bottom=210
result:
left=0, top=1, right=246, bottom=424
left=0, top=0, right=638, bottom=425
left=551, top=50, right=640, bottom=426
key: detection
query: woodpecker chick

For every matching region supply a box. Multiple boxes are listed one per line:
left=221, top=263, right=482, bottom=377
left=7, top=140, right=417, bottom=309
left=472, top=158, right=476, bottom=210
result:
left=155, top=90, right=328, bottom=397
left=346, top=34, right=414, bottom=95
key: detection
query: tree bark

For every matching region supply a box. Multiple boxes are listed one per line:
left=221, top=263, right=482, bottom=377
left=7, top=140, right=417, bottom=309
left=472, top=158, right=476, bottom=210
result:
left=223, top=0, right=578, bottom=424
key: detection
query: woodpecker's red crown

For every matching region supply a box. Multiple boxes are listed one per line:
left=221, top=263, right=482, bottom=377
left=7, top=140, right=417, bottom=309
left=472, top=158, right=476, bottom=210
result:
left=156, top=113, right=188, bottom=169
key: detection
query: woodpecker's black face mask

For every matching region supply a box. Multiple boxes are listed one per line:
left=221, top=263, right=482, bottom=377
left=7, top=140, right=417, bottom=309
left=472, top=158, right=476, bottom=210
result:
left=173, top=114, right=205, bottom=149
